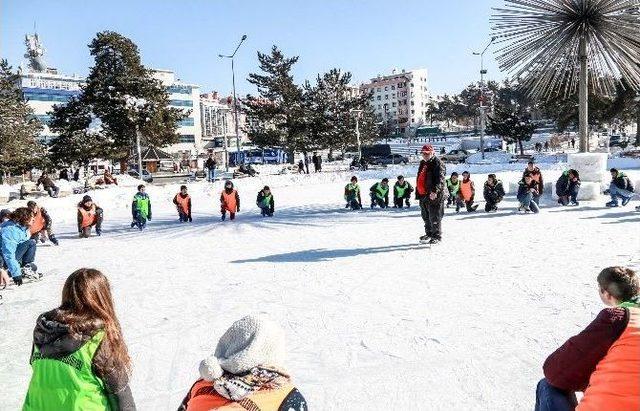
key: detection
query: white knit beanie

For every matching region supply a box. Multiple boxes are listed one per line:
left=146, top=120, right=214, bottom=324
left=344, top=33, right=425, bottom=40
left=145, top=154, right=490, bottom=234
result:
left=199, top=315, right=286, bottom=381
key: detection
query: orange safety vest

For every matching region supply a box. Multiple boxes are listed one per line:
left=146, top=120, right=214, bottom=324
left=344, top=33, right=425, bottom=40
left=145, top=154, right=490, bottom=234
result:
left=221, top=190, right=238, bottom=212
left=184, top=379, right=295, bottom=411
left=29, top=209, right=45, bottom=235
left=578, top=307, right=640, bottom=411
left=460, top=180, right=473, bottom=201
left=175, top=193, right=190, bottom=214
left=78, top=205, right=97, bottom=228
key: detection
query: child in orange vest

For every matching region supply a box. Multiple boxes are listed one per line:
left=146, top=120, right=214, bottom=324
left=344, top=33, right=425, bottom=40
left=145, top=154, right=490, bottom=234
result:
left=220, top=180, right=240, bottom=221
left=178, top=316, right=307, bottom=411
left=77, top=195, right=104, bottom=238
left=536, top=266, right=640, bottom=411
left=173, top=185, right=192, bottom=222
left=26, top=201, right=58, bottom=245
left=459, top=171, right=478, bottom=212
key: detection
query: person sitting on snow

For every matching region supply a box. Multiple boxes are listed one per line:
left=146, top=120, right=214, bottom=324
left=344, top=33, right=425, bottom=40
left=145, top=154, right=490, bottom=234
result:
left=344, top=176, right=362, bottom=210
left=556, top=169, right=581, bottom=206
left=26, top=201, right=58, bottom=246
left=221, top=180, right=240, bottom=221
left=103, top=169, right=118, bottom=185
left=173, top=185, right=192, bottom=223
left=483, top=174, right=505, bottom=212
left=35, top=172, right=60, bottom=198
left=535, top=266, right=639, bottom=411
left=369, top=178, right=390, bottom=209
left=77, top=195, right=103, bottom=238
left=131, top=185, right=152, bottom=230
left=0, top=207, right=40, bottom=286
left=393, top=175, right=414, bottom=208
left=517, top=173, right=540, bottom=214
left=256, top=186, right=275, bottom=217
left=523, top=161, right=544, bottom=205
left=605, top=168, right=635, bottom=208
left=178, top=315, right=307, bottom=411
left=458, top=171, right=478, bottom=212
left=445, top=172, right=463, bottom=211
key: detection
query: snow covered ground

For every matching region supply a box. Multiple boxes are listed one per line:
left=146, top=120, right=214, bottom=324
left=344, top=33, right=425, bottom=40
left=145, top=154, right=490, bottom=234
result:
left=1, top=163, right=639, bottom=410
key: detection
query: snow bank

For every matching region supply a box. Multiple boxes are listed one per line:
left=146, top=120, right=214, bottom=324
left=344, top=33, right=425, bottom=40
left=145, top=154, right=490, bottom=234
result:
left=577, top=182, right=602, bottom=201
left=568, top=153, right=608, bottom=182
left=465, top=151, right=514, bottom=165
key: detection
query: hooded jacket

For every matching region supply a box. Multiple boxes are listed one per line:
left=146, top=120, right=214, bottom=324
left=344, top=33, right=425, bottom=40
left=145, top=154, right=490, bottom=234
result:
left=0, top=220, right=30, bottom=278
left=483, top=180, right=505, bottom=202
left=24, top=310, right=135, bottom=410
left=611, top=172, right=634, bottom=192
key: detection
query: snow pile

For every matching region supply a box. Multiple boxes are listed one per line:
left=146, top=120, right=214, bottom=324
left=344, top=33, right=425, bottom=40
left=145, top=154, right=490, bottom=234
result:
left=577, top=182, right=603, bottom=201
left=568, top=153, right=608, bottom=182
left=636, top=179, right=640, bottom=194
left=0, top=185, right=11, bottom=204
left=56, top=180, right=74, bottom=197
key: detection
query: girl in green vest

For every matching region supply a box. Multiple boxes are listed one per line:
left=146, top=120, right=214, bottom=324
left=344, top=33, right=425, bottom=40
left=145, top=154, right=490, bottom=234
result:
left=23, top=268, right=135, bottom=410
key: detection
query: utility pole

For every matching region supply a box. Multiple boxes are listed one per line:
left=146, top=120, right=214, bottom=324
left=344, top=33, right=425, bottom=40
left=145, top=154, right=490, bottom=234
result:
left=219, top=35, right=247, bottom=163
left=473, top=37, right=496, bottom=160
left=578, top=36, right=589, bottom=153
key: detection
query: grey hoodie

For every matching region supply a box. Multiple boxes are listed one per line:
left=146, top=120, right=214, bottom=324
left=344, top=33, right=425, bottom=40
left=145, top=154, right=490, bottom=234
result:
left=31, top=310, right=136, bottom=410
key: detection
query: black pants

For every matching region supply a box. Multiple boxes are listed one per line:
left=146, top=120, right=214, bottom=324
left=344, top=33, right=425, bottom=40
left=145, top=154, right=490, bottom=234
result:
left=419, top=197, right=444, bottom=239
left=394, top=194, right=411, bottom=208
left=370, top=193, right=387, bottom=208
left=484, top=195, right=502, bottom=212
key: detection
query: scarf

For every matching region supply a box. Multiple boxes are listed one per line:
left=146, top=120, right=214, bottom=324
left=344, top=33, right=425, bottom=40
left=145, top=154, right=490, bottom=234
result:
left=213, top=365, right=290, bottom=401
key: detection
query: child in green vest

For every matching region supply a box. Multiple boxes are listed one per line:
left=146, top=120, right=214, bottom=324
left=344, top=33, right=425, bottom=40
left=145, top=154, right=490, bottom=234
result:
left=393, top=175, right=414, bottom=208
left=131, top=184, right=152, bottom=230
left=369, top=178, right=390, bottom=209
left=256, top=186, right=274, bottom=217
left=446, top=172, right=463, bottom=212
left=344, top=176, right=362, bottom=210
left=23, top=268, right=134, bottom=410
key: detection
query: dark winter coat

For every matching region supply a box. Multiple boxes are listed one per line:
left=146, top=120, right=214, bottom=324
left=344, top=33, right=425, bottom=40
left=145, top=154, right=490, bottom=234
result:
left=543, top=307, right=631, bottom=392
left=256, top=190, right=274, bottom=214
left=483, top=180, right=505, bottom=203
left=556, top=172, right=581, bottom=197
left=205, top=158, right=217, bottom=169
left=415, top=156, right=446, bottom=201
left=36, top=175, right=57, bottom=190
left=612, top=173, right=634, bottom=192
left=517, top=179, right=539, bottom=198
left=30, top=310, right=135, bottom=410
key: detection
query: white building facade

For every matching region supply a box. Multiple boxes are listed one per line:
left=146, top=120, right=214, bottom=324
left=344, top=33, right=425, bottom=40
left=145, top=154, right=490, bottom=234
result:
left=151, top=69, right=201, bottom=156
left=361, top=68, right=430, bottom=135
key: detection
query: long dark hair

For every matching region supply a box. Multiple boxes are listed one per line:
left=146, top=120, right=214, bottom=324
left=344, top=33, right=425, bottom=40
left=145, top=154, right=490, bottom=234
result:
left=54, top=268, right=131, bottom=376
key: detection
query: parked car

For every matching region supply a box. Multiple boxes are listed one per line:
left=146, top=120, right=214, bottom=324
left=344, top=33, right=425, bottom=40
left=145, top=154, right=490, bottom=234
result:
left=441, top=149, right=470, bottom=163
left=374, top=154, right=409, bottom=165
left=609, top=135, right=628, bottom=148
left=127, top=169, right=154, bottom=183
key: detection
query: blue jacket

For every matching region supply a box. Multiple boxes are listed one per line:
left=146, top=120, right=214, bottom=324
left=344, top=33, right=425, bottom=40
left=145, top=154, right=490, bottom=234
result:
left=0, top=220, right=30, bottom=278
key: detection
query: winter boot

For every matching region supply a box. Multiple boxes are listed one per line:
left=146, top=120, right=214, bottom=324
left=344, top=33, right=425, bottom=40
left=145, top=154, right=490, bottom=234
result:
left=606, top=201, right=618, bottom=207
left=622, top=196, right=631, bottom=206
left=427, top=237, right=441, bottom=245
left=130, top=222, right=136, bottom=228
left=49, top=234, right=59, bottom=246
left=21, top=264, right=42, bottom=282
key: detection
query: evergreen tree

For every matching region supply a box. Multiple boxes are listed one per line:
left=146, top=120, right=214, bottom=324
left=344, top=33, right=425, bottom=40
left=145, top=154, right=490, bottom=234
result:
left=245, top=46, right=307, bottom=161
left=487, top=107, right=537, bottom=155
left=50, top=31, right=185, bottom=166
left=0, top=60, right=45, bottom=178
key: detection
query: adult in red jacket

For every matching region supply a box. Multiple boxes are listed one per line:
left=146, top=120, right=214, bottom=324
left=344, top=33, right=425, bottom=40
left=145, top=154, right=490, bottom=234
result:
left=535, top=266, right=640, bottom=411
left=415, top=144, right=446, bottom=244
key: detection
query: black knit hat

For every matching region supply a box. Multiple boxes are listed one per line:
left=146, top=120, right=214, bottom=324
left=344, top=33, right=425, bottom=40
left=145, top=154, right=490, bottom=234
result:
left=82, top=195, right=93, bottom=203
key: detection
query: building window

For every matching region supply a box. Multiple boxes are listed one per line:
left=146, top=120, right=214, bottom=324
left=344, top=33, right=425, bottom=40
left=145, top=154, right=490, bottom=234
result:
left=170, top=99, right=193, bottom=107
left=385, top=95, right=388, bottom=100
left=179, top=134, right=195, bottom=143
left=411, top=110, right=415, bottom=114
left=391, top=85, right=395, bottom=90
left=392, top=102, right=396, bottom=107
left=22, top=87, right=80, bottom=102
left=177, top=117, right=195, bottom=126
left=377, top=95, right=381, bottom=101
left=410, top=83, right=414, bottom=88
left=167, top=85, right=193, bottom=94
left=384, top=86, right=388, bottom=91
left=377, top=88, right=381, bottom=92
left=392, top=93, right=395, bottom=98
left=411, top=101, right=414, bottom=106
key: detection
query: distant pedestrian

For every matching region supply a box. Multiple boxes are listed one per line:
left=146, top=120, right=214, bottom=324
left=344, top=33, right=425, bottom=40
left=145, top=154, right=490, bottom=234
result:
left=544, top=141, right=549, bottom=151
left=36, top=172, right=59, bottom=198
left=297, top=159, right=304, bottom=174
left=571, top=137, right=576, bottom=148
left=205, top=154, right=217, bottom=182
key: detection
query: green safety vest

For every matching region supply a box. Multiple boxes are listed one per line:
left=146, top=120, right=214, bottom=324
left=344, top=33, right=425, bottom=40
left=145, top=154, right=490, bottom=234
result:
left=345, top=183, right=360, bottom=199
left=395, top=182, right=409, bottom=198
left=374, top=183, right=389, bottom=200
left=259, top=193, right=272, bottom=208
left=446, top=179, right=460, bottom=195
left=23, top=330, right=112, bottom=411
left=133, top=193, right=150, bottom=218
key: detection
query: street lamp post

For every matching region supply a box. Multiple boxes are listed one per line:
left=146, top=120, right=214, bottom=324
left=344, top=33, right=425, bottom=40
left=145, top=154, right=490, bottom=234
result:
left=473, top=37, right=496, bottom=160
left=219, top=34, right=247, bottom=165
left=350, top=109, right=363, bottom=160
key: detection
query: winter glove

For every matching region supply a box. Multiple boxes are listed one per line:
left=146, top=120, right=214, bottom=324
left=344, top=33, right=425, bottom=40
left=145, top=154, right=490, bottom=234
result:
left=12, top=276, right=23, bottom=286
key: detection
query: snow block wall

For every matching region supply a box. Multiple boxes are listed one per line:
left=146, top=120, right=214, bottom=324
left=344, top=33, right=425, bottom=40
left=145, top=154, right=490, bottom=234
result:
left=567, top=153, right=608, bottom=200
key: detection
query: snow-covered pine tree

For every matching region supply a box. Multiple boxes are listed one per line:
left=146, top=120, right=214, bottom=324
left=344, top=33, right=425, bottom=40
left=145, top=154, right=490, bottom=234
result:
left=0, top=60, right=45, bottom=180
left=245, top=46, right=306, bottom=162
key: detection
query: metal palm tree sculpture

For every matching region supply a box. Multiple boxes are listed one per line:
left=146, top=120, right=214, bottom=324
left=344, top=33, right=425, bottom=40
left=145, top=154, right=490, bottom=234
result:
left=492, top=0, right=640, bottom=152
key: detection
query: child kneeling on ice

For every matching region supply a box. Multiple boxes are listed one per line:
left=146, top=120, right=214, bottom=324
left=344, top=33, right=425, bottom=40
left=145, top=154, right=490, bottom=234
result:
left=256, top=186, right=274, bottom=217
left=131, top=184, right=152, bottom=230
left=344, top=176, right=362, bottom=210
left=517, top=173, right=540, bottom=213
left=22, top=268, right=135, bottom=410
left=221, top=180, right=240, bottom=221
left=179, top=316, right=307, bottom=411
left=173, top=185, right=192, bottom=222
left=535, top=266, right=639, bottom=411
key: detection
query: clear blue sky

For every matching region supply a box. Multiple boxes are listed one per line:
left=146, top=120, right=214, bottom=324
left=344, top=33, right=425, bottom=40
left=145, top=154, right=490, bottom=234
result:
left=2, top=0, right=507, bottom=97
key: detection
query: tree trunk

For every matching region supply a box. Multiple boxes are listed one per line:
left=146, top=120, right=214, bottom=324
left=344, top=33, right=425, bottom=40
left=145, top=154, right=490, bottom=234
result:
left=518, top=139, right=524, bottom=156
left=635, top=103, right=640, bottom=147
